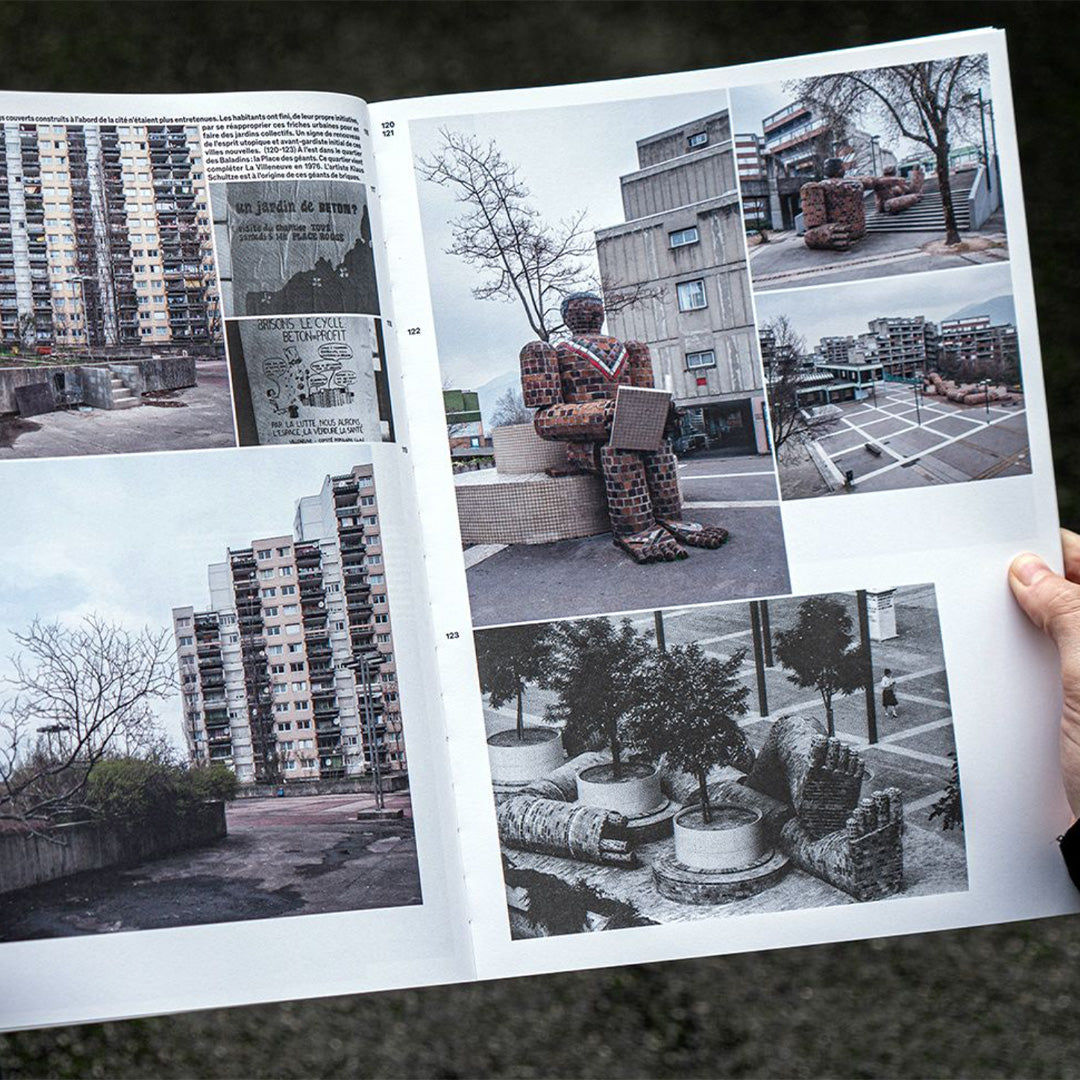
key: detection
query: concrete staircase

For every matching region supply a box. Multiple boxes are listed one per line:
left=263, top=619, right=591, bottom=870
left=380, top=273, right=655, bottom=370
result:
left=108, top=373, right=140, bottom=410
left=864, top=177, right=972, bottom=234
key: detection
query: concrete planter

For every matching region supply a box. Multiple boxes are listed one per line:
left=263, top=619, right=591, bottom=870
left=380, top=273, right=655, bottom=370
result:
left=487, top=727, right=565, bottom=785
left=672, top=804, right=767, bottom=871
left=576, top=762, right=664, bottom=818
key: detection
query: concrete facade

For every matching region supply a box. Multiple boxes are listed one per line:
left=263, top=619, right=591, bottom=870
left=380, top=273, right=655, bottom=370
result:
left=596, top=110, right=768, bottom=455
left=173, top=464, right=406, bottom=789
left=0, top=122, right=220, bottom=351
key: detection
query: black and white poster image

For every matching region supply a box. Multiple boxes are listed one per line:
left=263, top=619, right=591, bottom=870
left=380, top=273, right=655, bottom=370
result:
left=476, top=585, right=966, bottom=937
left=225, top=316, right=394, bottom=444
left=212, top=180, right=380, bottom=318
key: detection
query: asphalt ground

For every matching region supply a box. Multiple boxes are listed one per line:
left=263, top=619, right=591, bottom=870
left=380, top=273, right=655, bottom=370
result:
left=467, top=453, right=791, bottom=628
left=786, top=385, right=1031, bottom=498
left=0, top=793, right=419, bottom=942
left=0, top=359, right=238, bottom=461
left=748, top=218, right=1010, bottom=292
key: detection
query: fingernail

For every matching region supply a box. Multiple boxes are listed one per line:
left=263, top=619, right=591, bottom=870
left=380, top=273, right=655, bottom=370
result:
left=1012, top=553, right=1051, bottom=586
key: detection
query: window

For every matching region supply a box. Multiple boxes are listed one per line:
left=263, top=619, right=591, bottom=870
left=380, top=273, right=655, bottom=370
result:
left=281, top=585, right=296, bottom=595
left=261, top=587, right=277, bottom=598
left=279, top=566, right=293, bottom=577
left=297, top=719, right=312, bottom=730
left=276, top=546, right=290, bottom=557
left=276, top=722, right=293, bottom=732
left=267, top=644, right=283, bottom=655
left=285, top=624, right=301, bottom=635
left=377, top=633, right=391, bottom=644
left=290, top=662, right=306, bottom=672
left=256, top=549, right=271, bottom=560
left=265, top=626, right=281, bottom=637
left=676, top=280, right=707, bottom=311
left=374, top=613, right=389, bottom=624
left=273, top=683, right=288, bottom=695
left=669, top=226, right=699, bottom=248
left=274, top=703, right=290, bottom=713
left=258, top=569, right=274, bottom=580
left=369, top=574, right=385, bottom=584
left=282, top=604, right=298, bottom=615
left=686, top=349, right=716, bottom=370
left=687, top=131, right=708, bottom=148
left=284, top=760, right=297, bottom=771
left=176, top=617, right=191, bottom=628
left=178, top=635, right=193, bottom=647
left=291, top=681, right=307, bottom=692
left=263, top=606, right=278, bottom=617
left=288, top=643, right=302, bottom=654
left=270, top=663, right=285, bottom=674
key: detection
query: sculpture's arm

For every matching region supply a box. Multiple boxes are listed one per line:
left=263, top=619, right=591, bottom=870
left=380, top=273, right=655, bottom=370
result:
left=534, top=400, right=613, bottom=443
left=520, top=340, right=561, bottom=409
left=626, top=341, right=656, bottom=388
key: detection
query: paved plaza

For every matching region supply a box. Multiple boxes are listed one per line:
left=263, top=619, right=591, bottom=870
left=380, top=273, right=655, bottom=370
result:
left=747, top=218, right=1009, bottom=292
left=0, top=791, right=419, bottom=941
left=781, top=384, right=1030, bottom=499
left=465, top=452, right=790, bottom=628
left=0, top=358, right=237, bottom=460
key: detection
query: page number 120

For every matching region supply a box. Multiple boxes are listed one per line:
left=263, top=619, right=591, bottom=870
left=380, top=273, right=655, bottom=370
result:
left=381, top=121, right=395, bottom=137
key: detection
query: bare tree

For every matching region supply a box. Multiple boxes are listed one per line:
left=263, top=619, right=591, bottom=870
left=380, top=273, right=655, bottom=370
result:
left=0, top=616, right=176, bottom=825
left=419, top=129, right=595, bottom=342
left=761, top=316, right=838, bottom=451
left=794, top=55, right=989, bottom=246
left=489, top=387, right=533, bottom=430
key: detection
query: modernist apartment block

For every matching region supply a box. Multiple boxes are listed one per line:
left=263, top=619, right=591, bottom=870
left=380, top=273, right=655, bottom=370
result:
left=173, top=464, right=405, bottom=787
left=596, top=110, right=768, bottom=454
left=0, top=122, right=220, bottom=350
left=762, top=312, right=1020, bottom=406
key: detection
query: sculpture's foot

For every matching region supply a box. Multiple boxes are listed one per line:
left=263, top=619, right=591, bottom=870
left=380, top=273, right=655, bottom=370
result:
left=804, top=224, right=854, bottom=251
left=795, top=733, right=866, bottom=837
left=884, top=193, right=921, bottom=214
left=614, top=527, right=687, bottom=564
left=658, top=519, right=729, bottom=549
left=545, top=466, right=590, bottom=478
left=781, top=788, right=904, bottom=901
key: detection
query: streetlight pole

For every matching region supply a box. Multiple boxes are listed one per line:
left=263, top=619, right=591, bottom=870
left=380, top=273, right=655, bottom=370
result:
left=340, top=649, right=386, bottom=811
left=980, top=378, right=991, bottom=424
left=978, top=89, right=991, bottom=192
left=912, top=371, right=922, bottom=426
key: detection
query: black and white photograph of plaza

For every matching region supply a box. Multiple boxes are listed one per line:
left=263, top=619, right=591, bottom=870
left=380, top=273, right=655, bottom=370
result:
left=731, top=54, right=1008, bottom=292
left=758, top=264, right=1028, bottom=499
left=477, top=585, right=966, bottom=937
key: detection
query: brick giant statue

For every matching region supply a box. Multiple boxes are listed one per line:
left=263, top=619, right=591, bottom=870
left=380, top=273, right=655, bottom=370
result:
left=801, top=158, right=868, bottom=251
left=520, top=292, right=729, bottom=564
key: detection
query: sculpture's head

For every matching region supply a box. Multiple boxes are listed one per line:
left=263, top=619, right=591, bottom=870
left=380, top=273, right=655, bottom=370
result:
left=823, top=157, right=845, bottom=179
left=883, top=164, right=897, bottom=177
left=561, top=292, right=605, bottom=335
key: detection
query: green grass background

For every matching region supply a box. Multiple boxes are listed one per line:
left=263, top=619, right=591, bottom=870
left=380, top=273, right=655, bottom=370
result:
left=2, top=1, right=1080, bottom=1076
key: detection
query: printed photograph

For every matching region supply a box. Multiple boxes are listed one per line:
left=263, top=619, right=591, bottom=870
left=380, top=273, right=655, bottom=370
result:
left=758, top=264, right=1028, bottom=498
left=0, top=122, right=234, bottom=461
left=475, top=584, right=966, bottom=937
left=0, top=445, right=418, bottom=941
left=211, top=179, right=380, bottom=318
left=225, top=315, right=395, bottom=444
left=411, top=93, right=790, bottom=626
left=731, top=54, right=1008, bottom=291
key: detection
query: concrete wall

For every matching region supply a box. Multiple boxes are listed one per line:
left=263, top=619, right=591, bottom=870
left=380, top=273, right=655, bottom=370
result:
left=0, top=366, right=83, bottom=414
left=110, top=356, right=196, bottom=394
left=232, top=774, right=411, bottom=800
left=0, top=802, right=226, bottom=896
left=79, top=365, right=116, bottom=408
left=492, top=423, right=568, bottom=475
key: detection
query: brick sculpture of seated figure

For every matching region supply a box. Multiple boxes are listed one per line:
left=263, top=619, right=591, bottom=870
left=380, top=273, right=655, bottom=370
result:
left=869, top=164, right=922, bottom=215
left=801, top=157, right=868, bottom=251
left=520, top=292, right=729, bottom=564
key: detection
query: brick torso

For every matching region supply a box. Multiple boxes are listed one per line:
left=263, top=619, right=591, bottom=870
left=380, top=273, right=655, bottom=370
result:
left=555, top=334, right=632, bottom=403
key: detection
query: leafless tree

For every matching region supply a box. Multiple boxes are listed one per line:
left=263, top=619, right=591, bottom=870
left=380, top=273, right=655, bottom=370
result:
left=793, top=55, right=990, bottom=246
left=489, top=387, right=533, bottom=430
left=0, top=616, right=176, bottom=825
left=419, top=129, right=596, bottom=342
left=761, top=315, right=838, bottom=451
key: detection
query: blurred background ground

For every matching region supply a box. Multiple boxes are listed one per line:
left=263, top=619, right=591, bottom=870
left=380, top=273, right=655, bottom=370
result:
left=1, top=1, right=1079, bottom=1076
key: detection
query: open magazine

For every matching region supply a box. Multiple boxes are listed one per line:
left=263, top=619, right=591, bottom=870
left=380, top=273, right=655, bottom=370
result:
left=0, top=27, right=1073, bottom=1030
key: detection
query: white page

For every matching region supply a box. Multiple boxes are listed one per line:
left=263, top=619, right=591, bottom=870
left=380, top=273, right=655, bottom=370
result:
left=373, top=27, right=1075, bottom=985
left=0, top=91, right=473, bottom=1030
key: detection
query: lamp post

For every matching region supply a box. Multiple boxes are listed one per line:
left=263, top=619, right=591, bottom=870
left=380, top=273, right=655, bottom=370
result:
left=979, top=378, right=991, bottom=423
left=340, top=648, right=387, bottom=811
left=869, top=135, right=880, bottom=175
left=912, top=371, right=922, bottom=426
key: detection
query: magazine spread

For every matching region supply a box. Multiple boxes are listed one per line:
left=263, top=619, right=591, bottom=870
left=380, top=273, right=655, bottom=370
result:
left=0, top=28, right=1073, bottom=1030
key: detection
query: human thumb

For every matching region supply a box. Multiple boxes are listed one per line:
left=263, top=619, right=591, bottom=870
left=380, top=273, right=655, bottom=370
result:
left=1009, top=553, right=1080, bottom=650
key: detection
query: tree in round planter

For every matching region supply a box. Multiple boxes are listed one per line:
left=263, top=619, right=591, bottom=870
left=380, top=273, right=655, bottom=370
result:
left=627, top=643, right=754, bottom=826
left=773, top=596, right=865, bottom=737
left=475, top=622, right=563, bottom=784
left=544, top=617, right=662, bottom=815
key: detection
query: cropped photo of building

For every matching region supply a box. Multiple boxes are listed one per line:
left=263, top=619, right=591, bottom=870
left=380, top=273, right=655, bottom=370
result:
left=0, top=122, right=220, bottom=352
left=596, top=109, right=768, bottom=455
left=173, top=463, right=405, bottom=789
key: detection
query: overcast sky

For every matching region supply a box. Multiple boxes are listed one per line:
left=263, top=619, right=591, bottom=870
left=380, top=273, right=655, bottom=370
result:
left=0, top=443, right=373, bottom=751
left=752, top=262, right=1014, bottom=345
left=410, top=87, right=730, bottom=395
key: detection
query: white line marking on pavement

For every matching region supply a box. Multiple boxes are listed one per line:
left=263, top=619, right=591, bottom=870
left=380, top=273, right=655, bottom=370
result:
left=678, top=471, right=779, bottom=479
left=880, top=716, right=954, bottom=743
left=906, top=789, right=950, bottom=813
left=683, top=500, right=780, bottom=509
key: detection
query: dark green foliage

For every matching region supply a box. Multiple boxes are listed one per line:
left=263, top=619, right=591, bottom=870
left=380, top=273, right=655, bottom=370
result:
left=474, top=622, right=554, bottom=740
left=544, top=618, right=652, bottom=778
left=774, top=596, right=865, bottom=736
left=86, top=758, right=236, bottom=832
left=929, top=751, right=964, bottom=831
left=627, top=645, right=753, bottom=821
